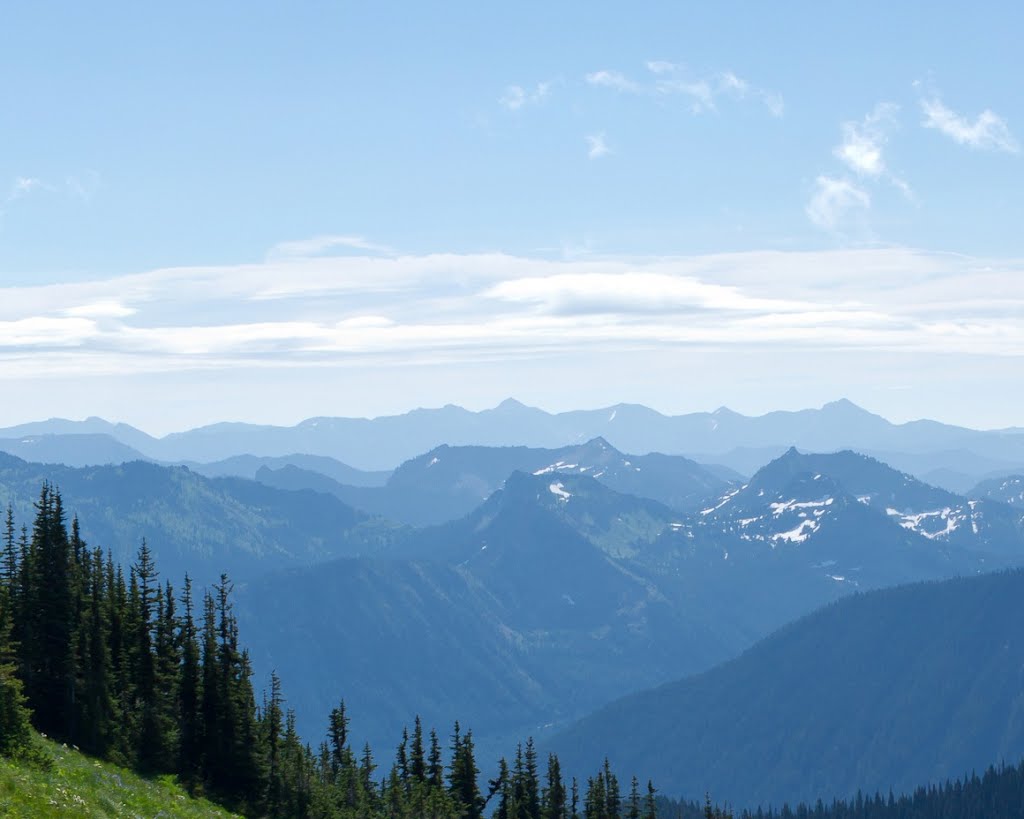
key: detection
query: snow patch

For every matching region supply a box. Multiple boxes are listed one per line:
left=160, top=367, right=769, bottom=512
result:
left=887, top=507, right=963, bottom=539
left=769, top=498, right=834, bottom=517
left=771, top=519, right=820, bottom=544
left=701, top=487, right=742, bottom=516
left=549, top=482, right=572, bottom=501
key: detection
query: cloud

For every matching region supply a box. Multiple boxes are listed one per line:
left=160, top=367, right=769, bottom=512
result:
left=921, top=97, right=1019, bottom=152
left=63, top=301, right=137, bottom=319
left=585, top=133, right=610, bottom=159
left=499, top=81, right=551, bottom=111
left=834, top=103, right=898, bottom=177
left=485, top=272, right=814, bottom=314
left=831, top=102, right=911, bottom=198
left=591, top=62, right=784, bottom=116
left=266, top=234, right=395, bottom=260
left=7, top=177, right=42, bottom=202
left=585, top=70, right=642, bottom=94
left=806, top=176, right=871, bottom=231
left=0, top=248, right=1021, bottom=388
left=1, top=172, right=101, bottom=221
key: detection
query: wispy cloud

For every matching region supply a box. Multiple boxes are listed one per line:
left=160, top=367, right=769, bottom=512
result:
left=806, top=176, right=871, bottom=232
left=1, top=172, right=102, bottom=221
left=499, top=81, right=552, bottom=111
left=921, top=96, right=1018, bottom=153
left=834, top=103, right=897, bottom=177
left=585, top=70, right=642, bottom=94
left=588, top=62, right=783, bottom=116
left=7, top=177, right=43, bottom=202
left=0, top=249, right=1021, bottom=387
left=266, top=235, right=395, bottom=260
left=832, top=103, right=911, bottom=198
left=585, top=133, right=610, bottom=159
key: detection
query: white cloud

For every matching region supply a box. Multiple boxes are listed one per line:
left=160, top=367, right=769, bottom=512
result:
left=5, top=249, right=1022, bottom=433
left=921, top=97, right=1019, bottom=152
left=585, top=70, right=643, bottom=94
left=1, top=172, right=100, bottom=221
left=0, top=249, right=1020, bottom=384
left=8, top=177, right=42, bottom=201
left=830, top=103, right=911, bottom=199
left=806, top=176, right=871, bottom=231
left=834, top=103, right=898, bottom=177
left=266, top=234, right=395, bottom=259
left=63, top=301, right=137, bottom=319
left=485, top=272, right=814, bottom=314
left=585, top=133, right=610, bottom=159
left=588, top=62, right=782, bottom=116
left=499, top=81, right=551, bottom=111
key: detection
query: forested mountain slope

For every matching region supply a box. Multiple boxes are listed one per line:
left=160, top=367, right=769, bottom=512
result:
left=552, top=570, right=1024, bottom=809
left=236, top=473, right=733, bottom=759
left=0, top=453, right=397, bottom=586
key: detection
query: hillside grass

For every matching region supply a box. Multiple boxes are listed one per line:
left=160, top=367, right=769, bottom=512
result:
left=0, top=733, right=240, bottom=818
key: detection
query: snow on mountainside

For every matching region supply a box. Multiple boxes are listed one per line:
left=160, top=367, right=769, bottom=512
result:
left=971, top=475, right=1024, bottom=510
left=654, top=448, right=1024, bottom=589
left=310, top=438, right=731, bottom=526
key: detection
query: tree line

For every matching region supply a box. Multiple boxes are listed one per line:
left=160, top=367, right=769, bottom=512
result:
left=0, top=483, right=676, bottom=818
left=729, top=761, right=1024, bottom=819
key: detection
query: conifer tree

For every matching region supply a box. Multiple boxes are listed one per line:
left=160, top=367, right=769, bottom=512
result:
left=627, top=776, right=641, bottom=819
left=133, top=540, right=168, bottom=771
left=543, top=753, right=567, bottom=819
left=0, top=581, right=30, bottom=756
left=328, top=700, right=349, bottom=775
left=603, top=758, right=621, bottom=819
left=643, top=781, right=657, bottom=819
left=524, top=737, right=541, bottom=818
left=411, top=714, right=426, bottom=784
left=428, top=727, right=444, bottom=789
left=264, top=671, right=285, bottom=814
left=81, top=547, right=114, bottom=756
left=490, top=756, right=512, bottom=819
left=178, top=575, right=202, bottom=786
left=1, top=506, right=16, bottom=590
left=449, top=722, right=483, bottom=818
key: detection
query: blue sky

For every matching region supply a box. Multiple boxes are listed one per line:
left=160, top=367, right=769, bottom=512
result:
left=0, top=2, right=1022, bottom=432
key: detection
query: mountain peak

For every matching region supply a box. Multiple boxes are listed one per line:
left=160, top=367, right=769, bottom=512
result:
left=494, top=397, right=529, bottom=412
left=821, top=398, right=870, bottom=415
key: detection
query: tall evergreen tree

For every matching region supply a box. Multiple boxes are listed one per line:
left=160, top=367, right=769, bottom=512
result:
left=178, top=574, right=202, bottom=786
left=543, top=753, right=567, bottom=819
left=643, top=781, right=657, bottom=819
left=449, top=722, right=483, bottom=818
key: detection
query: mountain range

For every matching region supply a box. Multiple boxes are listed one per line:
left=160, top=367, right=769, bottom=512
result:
left=3, top=399, right=1023, bottom=482
left=235, top=446, right=1024, bottom=757
left=2, top=413, right=1024, bottom=795
left=255, top=437, right=734, bottom=526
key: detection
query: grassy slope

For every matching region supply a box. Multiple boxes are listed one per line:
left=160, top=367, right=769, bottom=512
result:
left=0, top=734, right=240, bottom=818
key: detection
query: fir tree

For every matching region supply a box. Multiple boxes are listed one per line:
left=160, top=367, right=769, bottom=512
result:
left=543, top=753, right=567, bottom=819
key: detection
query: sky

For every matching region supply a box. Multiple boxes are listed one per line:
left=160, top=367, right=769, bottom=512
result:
left=0, top=1, right=1022, bottom=434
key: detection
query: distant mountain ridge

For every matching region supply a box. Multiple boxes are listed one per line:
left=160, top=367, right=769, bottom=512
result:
left=4, top=398, right=1022, bottom=472
left=0, top=452, right=398, bottom=587
left=255, top=437, right=731, bottom=525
